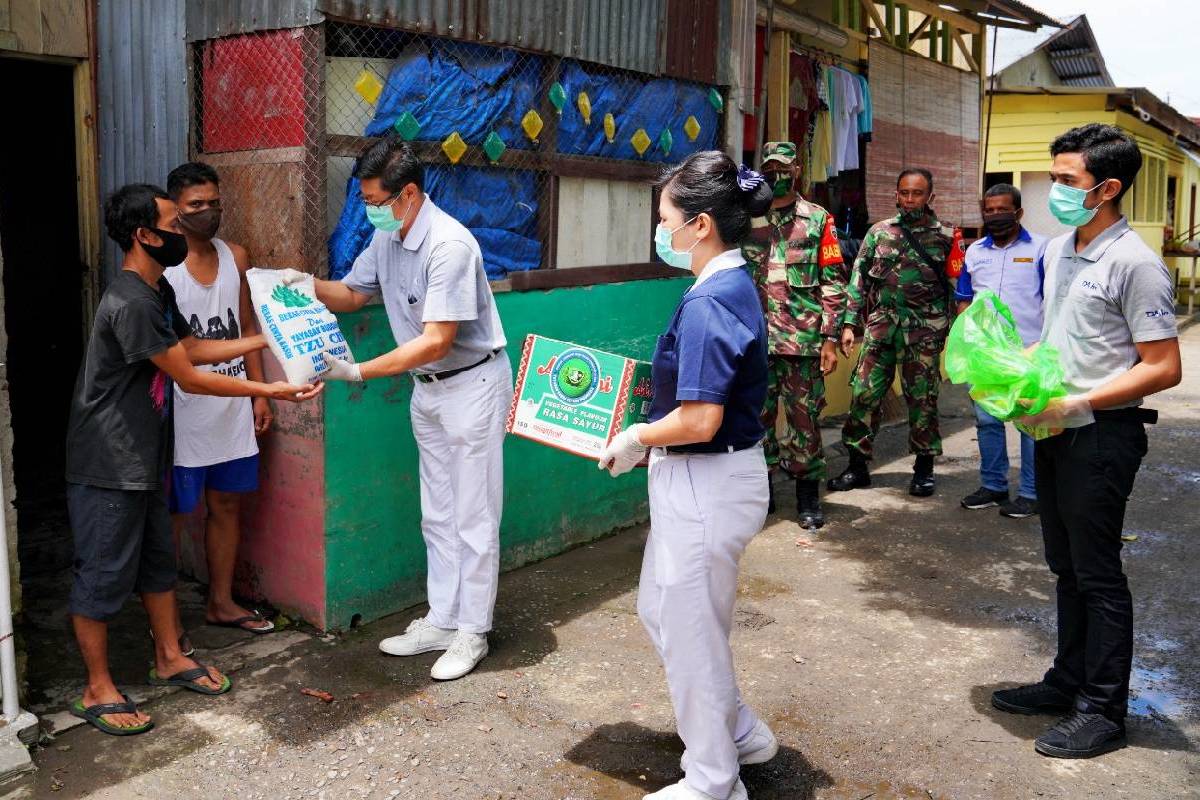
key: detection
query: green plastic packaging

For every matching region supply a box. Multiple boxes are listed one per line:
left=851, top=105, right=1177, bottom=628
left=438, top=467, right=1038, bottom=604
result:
left=945, top=290, right=1066, bottom=426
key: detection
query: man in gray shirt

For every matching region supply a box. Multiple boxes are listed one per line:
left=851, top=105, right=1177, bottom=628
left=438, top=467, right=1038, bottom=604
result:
left=990, top=125, right=1182, bottom=759
left=304, top=137, right=511, bottom=681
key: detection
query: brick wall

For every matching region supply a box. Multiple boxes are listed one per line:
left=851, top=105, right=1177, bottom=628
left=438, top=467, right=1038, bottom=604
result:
left=867, top=43, right=982, bottom=228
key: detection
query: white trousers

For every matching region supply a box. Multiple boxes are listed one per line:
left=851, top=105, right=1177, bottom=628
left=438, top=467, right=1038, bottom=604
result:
left=410, top=352, right=512, bottom=635
left=638, top=445, right=770, bottom=799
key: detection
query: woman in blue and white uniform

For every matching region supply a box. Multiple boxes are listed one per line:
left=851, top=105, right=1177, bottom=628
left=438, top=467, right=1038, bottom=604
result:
left=600, top=151, right=776, bottom=800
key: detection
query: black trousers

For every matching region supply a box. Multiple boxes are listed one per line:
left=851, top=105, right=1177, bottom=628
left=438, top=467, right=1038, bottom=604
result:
left=1035, top=418, right=1148, bottom=721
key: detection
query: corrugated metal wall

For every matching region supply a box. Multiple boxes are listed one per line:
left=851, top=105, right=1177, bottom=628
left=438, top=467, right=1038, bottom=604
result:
left=186, top=1, right=730, bottom=79
left=96, top=0, right=189, bottom=278
left=663, top=0, right=720, bottom=84
left=315, top=0, right=665, bottom=74
left=186, top=0, right=323, bottom=41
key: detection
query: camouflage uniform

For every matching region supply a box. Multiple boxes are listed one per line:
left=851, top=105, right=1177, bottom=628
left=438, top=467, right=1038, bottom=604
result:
left=743, top=185, right=848, bottom=481
left=841, top=210, right=953, bottom=460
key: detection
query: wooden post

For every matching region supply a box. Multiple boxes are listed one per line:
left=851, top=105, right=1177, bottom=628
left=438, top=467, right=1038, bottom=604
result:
left=941, top=18, right=952, bottom=63
left=539, top=58, right=561, bottom=270
left=300, top=25, right=328, bottom=278
left=909, top=13, right=933, bottom=53
left=766, top=29, right=790, bottom=143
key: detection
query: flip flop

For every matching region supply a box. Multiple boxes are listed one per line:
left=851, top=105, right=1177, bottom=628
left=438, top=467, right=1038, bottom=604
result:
left=206, top=611, right=275, bottom=634
left=69, top=694, right=154, bottom=736
left=148, top=663, right=232, bottom=695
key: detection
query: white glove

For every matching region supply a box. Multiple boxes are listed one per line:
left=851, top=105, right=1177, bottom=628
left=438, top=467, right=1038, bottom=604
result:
left=276, top=268, right=309, bottom=286
left=320, top=352, right=363, bottom=382
left=1017, top=394, right=1094, bottom=430
left=598, top=424, right=648, bottom=477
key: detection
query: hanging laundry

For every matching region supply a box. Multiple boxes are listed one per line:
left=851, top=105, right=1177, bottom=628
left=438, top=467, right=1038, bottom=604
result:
left=856, top=73, right=873, bottom=140
left=832, top=68, right=863, bottom=172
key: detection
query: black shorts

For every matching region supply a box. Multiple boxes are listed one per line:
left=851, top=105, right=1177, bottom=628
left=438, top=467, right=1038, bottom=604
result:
left=67, top=483, right=177, bottom=622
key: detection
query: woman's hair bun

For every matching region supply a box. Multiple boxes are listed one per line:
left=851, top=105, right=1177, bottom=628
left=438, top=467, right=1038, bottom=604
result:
left=738, top=164, right=775, bottom=217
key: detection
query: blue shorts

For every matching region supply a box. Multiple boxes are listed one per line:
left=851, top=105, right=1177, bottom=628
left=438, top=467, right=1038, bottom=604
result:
left=169, top=454, right=260, bottom=514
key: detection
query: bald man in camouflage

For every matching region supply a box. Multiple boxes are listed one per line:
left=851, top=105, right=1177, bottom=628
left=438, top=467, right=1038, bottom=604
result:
left=828, top=167, right=956, bottom=498
left=742, top=142, right=849, bottom=529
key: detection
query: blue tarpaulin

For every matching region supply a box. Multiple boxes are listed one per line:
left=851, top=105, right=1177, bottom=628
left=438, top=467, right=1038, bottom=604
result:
left=366, top=39, right=543, bottom=147
left=328, top=168, right=540, bottom=281
left=556, top=60, right=720, bottom=161
left=327, top=41, right=721, bottom=279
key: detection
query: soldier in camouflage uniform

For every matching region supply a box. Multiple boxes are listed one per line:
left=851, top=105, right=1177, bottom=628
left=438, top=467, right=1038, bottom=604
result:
left=827, top=167, right=955, bottom=498
left=742, top=142, right=849, bottom=529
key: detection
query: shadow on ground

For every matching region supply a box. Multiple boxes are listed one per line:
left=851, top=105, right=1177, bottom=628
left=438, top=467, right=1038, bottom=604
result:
left=564, top=722, right=835, bottom=800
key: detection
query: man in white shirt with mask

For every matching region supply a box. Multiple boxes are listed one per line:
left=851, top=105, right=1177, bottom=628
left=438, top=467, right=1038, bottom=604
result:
left=295, top=137, right=511, bottom=681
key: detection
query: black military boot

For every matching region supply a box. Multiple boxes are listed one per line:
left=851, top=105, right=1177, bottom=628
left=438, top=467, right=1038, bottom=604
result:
left=796, top=479, right=825, bottom=529
left=767, top=482, right=777, bottom=515
left=909, top=454, right=936, bottom=497
left=827, top=452, right=870, bottom=492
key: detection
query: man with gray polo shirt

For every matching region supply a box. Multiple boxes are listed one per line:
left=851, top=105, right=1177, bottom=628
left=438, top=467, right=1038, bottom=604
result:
left=990, top=124, right=1181, bottom=759
left=956, top=183, right=1047, bottom=519
left=302, top=136, right=511, bottom=681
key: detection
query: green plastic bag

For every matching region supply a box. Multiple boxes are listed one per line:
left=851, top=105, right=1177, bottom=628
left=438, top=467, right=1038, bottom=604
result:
left=945, top=290, right=1066, bottom=423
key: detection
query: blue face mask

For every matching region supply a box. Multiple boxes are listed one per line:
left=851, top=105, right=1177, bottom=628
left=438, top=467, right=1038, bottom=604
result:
left=1048, top=180, right=1108, bottom=227
left=654, top=217, right=699, bottom=270
left=365, top=193, right=411, bottom=232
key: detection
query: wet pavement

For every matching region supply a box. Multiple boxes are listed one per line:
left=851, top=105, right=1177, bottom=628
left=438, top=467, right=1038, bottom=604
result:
left=6, top=325, right=1198, bottom=799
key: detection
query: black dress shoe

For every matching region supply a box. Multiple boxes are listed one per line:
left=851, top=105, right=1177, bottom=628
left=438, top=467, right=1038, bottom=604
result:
left=1035, top=711, right=1127, bottom=759
left=827, top=458, right=870, bottom=492
left=992, top=682, right=1075, bottom=715
left=909, top=472, right=936, bottom=497
left=796, top=479, right=824, bottom=529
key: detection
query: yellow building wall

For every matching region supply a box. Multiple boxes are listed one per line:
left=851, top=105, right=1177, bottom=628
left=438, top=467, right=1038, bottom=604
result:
left=984, top=94, right=1191, bottom=259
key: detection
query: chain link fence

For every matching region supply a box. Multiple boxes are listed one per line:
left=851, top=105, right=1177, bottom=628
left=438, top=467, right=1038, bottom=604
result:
left=189, top=21, right=724, bottom=281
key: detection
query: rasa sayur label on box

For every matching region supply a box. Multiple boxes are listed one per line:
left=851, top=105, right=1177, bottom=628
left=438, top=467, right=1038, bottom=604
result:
left=506, top=335, right=653, bottom=459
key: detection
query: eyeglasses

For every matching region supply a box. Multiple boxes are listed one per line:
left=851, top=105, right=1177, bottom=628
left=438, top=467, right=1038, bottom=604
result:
left=361, top=192, right=400, bottom=208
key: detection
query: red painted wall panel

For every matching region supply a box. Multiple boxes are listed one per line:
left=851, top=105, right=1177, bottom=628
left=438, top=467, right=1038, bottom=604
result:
left=200, top=29, right=306, bottom=153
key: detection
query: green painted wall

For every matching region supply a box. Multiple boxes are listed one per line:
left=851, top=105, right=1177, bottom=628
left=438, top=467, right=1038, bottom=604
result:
left=323, top=277, right=690, bottom=628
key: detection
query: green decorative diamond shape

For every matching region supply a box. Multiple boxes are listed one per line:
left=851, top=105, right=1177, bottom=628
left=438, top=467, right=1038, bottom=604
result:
left=393, top=111, right=422, bottom=141
left=483, top=131, right=507, bottom=163
left=708, top=88, right=724, bottom=113
left=658, top=128, right=674, bottom=157
left=549, top=81, right=567, bottom=114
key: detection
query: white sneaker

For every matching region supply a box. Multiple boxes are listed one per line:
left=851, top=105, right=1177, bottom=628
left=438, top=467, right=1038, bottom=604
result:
left=680, top=719, right=778, bottom=772
left=378, top=617, right=456, bottom=656
left=430, top=632, right=488, bottom=680
left=643, top=778, right=748, bottom=800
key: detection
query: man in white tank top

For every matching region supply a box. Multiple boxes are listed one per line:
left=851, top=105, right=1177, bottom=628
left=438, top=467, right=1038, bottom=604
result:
left=164, top=163, right=275, bottom=641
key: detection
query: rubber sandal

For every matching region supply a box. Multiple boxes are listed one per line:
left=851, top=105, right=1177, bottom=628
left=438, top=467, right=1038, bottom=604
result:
left=69, top=694, right=153, bottom=736
left=148, top=663, right=232, bottom=695
left=149, top=628, right=195, bottom=657
left=205, top=611, right=275, bottom=634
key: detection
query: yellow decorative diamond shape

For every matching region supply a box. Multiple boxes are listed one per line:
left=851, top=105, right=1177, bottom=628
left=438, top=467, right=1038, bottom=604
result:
left=441, top=131, right=467, bottom=164
left=354, top=70, right=384, bottom=105
left=604, top=113, right=616, bottom=144
left=522, top=109, right=544, bottom=143
left=683, top=115, right=701, bottom=142
left=577, top=91, right=593, bottom=125
left=631, top=128, right=651, bottom=157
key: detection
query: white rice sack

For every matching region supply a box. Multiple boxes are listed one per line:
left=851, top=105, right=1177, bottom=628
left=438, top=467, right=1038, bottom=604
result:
left=247, top=268, right=355, bottom=385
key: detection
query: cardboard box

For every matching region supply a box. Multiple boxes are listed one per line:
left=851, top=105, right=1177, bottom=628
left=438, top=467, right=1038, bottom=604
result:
left=506, top=335, right=653, bottom=460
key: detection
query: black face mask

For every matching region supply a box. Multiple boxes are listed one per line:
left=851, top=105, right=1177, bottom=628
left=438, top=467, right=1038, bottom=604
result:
left=983, top=211, right=1019, bottom=238
left=178, top=207, right=222, bottom=240
left=140, top=227, right=190, bottom=268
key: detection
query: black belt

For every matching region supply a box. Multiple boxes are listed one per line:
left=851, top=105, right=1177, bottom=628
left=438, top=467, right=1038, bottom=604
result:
left=1093, top=407, right=1158, bottom=425
left=665, top=441, right=760, bottom=455
left=414, top=349, right=501, bottom=384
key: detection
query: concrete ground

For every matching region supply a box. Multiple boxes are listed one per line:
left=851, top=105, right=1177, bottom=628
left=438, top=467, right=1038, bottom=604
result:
left=7, top=326, right=1198, bottom=800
